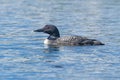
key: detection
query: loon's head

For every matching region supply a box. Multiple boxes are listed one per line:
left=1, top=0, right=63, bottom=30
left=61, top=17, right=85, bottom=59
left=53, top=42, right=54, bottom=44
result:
left=34, top=25, right=60, bottom=39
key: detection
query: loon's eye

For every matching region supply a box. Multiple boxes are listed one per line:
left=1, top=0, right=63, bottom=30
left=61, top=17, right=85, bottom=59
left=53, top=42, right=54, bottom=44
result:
left=46, top=26, right=50, bottom=29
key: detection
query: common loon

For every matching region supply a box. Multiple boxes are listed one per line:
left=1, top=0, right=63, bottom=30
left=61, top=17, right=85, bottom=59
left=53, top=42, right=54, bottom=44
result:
left=34, top=25, right=104, bottom=46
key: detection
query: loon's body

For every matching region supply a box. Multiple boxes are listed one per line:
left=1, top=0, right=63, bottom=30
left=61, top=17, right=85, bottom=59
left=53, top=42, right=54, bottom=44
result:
left=34, top=25, right=104, bottom=46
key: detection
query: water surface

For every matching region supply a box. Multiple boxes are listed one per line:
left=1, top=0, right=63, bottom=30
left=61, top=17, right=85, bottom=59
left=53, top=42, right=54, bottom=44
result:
left=0, top=0, right=120, bottom=80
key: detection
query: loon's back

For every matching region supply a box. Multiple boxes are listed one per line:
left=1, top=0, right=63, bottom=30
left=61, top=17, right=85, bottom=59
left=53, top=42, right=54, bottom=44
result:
left=56, top=36, right=104, bottom=46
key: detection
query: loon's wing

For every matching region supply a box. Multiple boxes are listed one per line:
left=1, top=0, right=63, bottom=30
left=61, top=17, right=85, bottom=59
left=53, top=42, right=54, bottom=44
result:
left=57, top=36, right=104, bottom=45
left=56, top=36, right=86, bottom=45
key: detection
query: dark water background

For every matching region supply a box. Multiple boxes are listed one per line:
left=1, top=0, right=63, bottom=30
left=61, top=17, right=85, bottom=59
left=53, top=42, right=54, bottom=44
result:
left=0, top=0, right=120, bottom=80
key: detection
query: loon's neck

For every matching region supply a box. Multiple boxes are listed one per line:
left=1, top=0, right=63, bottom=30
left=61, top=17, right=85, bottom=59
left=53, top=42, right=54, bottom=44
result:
left=47, top=32, right=60, bottom=40
left=45, top=35, right=59, bottom=45
left=47, top=35, right=59, bottom=40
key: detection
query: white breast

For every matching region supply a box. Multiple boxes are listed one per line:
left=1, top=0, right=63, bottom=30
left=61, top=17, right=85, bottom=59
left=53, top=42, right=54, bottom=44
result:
left=44, top=39, right=57, bottom=45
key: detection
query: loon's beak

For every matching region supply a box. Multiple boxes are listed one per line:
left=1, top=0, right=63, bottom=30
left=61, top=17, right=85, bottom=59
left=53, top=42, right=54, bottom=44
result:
left=34, top=28, right=44, bottom=32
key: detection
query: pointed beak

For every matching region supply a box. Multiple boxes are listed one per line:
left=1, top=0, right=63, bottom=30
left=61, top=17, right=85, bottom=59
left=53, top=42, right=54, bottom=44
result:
left=34, top=28, right=44, bottom=32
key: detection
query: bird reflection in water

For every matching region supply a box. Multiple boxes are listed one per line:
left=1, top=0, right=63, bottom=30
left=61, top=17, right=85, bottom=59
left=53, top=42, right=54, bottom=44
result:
left=42, top=45, right=64, bottom=69
left=43, top=44, right=61, bottom=53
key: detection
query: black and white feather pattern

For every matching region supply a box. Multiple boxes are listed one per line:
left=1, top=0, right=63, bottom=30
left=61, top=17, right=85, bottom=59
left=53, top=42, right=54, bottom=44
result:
left=57, top=36, right=103, bottom=45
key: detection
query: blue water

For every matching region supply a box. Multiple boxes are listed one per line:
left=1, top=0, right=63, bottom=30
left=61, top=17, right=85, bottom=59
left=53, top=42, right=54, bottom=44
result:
left=0, top=0, right=120, bottom=80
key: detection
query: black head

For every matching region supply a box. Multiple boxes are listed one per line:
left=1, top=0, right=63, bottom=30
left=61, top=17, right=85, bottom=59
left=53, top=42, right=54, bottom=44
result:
left=34, top=25, right=60, bottom=38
